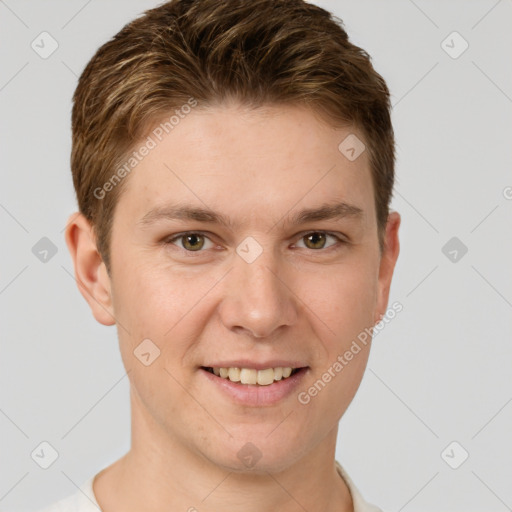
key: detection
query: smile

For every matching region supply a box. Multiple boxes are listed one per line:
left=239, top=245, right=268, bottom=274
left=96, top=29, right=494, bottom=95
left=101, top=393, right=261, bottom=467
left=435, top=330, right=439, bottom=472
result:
left=199, top=366, right=308, bottom=406
left=202, top=366, right=300, bottom=386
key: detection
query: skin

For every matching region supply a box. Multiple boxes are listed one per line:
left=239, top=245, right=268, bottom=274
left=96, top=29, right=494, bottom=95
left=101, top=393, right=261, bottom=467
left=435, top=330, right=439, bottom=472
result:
left=65, top=102, right=400, bottom=512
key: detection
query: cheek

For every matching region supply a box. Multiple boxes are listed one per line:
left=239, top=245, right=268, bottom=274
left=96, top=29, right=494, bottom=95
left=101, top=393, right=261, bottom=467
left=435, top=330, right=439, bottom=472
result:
left=296, top=269, right=375, bottom=429
left=111, top=262, right=219, bottom=380
left=307, top=259, right=379, bottom=344
left=111, top=261, right=199, bottom=332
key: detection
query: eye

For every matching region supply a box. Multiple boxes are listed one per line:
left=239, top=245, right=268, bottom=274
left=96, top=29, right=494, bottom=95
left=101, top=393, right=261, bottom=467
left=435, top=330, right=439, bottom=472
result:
left=166, top=232, right=215, bottom=252
left=294, top=231, right=345, bottom=251
left=164, top=230, right=346, bottom=254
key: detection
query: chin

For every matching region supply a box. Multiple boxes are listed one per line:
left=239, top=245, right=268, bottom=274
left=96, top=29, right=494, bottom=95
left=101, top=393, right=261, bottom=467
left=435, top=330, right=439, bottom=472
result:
left=215, top=453, right=297, bottom=475
left=202, top=434, right=308, bottom=475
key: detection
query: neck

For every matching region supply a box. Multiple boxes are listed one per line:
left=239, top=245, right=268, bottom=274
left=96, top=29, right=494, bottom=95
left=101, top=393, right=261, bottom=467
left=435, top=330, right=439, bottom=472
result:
left=93, top=389, right=354, bottom=512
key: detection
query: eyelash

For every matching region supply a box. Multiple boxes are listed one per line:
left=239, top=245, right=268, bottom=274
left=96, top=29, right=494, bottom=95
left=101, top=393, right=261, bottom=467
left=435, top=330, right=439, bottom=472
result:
left=164, top=231, right=348, bottom=255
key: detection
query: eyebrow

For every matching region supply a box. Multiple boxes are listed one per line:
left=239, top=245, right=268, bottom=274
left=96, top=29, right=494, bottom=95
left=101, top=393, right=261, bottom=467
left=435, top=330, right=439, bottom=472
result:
left=138, top=201, right=364, bottom=230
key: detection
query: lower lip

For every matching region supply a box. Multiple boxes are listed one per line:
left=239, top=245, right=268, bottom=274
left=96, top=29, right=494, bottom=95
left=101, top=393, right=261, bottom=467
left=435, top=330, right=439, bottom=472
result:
left=199, top=367, right=308, bottom=406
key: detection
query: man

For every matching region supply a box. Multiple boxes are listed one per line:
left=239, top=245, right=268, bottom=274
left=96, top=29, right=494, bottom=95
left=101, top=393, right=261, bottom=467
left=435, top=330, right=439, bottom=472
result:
left=41, top=0, right=400, bottom=510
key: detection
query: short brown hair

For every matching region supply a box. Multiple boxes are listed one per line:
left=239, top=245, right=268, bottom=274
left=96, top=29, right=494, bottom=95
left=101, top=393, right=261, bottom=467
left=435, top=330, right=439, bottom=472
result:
left=71, top=0, right=395, bottom=274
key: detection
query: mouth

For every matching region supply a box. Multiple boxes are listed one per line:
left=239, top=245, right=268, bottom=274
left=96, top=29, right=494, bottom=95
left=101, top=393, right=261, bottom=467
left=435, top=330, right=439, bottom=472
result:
left=200, top=366, right=304, bottom=386
left=199, top=365, right=309, bottom=406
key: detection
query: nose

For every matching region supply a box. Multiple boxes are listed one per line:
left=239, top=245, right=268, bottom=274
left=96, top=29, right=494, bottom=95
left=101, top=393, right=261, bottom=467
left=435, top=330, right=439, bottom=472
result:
left=218, top=249, right=299, bottom=339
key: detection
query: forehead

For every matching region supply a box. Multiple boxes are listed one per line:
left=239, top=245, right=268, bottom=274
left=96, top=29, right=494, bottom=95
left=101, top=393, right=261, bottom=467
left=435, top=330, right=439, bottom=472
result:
left=115, top=103, right=375, bottom=227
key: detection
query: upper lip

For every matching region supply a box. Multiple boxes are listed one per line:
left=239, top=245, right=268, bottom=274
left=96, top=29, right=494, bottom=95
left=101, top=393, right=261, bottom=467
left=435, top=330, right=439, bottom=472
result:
left=202, top=360, right=308, bottom=371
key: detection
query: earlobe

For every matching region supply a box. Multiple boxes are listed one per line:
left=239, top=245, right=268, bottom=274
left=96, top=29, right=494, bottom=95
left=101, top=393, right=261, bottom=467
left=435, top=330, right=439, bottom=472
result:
left=374, top=211, right=401, bottom=324
left=64, top=212, right=116, bottom=326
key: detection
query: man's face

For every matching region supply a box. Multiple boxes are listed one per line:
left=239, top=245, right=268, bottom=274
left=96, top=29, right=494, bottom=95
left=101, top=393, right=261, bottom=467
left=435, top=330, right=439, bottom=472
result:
left=103, top=103, right=398, bottom=472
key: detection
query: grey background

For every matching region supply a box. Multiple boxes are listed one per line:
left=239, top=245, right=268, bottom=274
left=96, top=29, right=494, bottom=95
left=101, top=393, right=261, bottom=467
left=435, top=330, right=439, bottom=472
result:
left=1, top=0, right=511, bottom=510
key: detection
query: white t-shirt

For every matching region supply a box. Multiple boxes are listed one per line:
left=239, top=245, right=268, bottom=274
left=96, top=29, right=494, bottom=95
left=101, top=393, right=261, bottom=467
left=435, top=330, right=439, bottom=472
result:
left=34, top=461, right=383, bottom=512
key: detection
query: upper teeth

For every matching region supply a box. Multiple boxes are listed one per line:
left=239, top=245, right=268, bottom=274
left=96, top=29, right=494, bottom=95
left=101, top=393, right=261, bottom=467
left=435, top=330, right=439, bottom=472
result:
left=212, top=367, right=294, bottom=385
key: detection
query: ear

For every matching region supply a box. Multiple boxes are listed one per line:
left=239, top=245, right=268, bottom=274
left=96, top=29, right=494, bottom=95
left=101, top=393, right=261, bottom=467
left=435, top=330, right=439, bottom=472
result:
left=64, top=212, right=116, bottom=326
left=374, top=211, right=401, bottom=324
